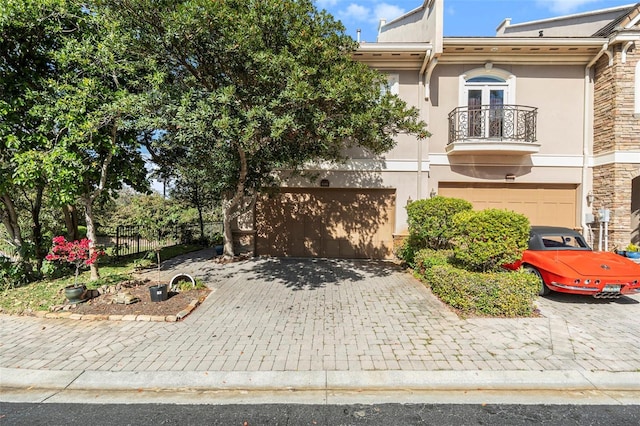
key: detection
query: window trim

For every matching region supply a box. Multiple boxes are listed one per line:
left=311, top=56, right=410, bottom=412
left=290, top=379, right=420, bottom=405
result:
left=458, top=67, right=516, bottom=106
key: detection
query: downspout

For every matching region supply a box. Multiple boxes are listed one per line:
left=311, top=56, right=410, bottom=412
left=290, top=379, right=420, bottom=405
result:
left=582, top=42, right=608, bottom=244
left=417, top=49, right=432, bottom=199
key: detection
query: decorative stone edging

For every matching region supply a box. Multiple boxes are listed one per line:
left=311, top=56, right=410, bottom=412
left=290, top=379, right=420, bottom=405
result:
left=32, top=298, right=202, bottom=322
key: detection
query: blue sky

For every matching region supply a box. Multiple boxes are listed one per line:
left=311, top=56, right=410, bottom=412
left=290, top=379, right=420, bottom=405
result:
left=315, top=0, right=635, bottom=41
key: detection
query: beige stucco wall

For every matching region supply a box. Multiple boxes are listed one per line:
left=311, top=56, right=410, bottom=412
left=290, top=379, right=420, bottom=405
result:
left=426, top=63, right=586, bottom=155
left=516, top=65, right=586, bottom=155
left=430, top=162, right=582, bottom=183
left=384, top=70, right=424, bottom=162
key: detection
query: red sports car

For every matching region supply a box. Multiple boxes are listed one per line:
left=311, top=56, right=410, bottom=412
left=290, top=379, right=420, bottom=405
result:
left=504, top=226, right=640, bottom=298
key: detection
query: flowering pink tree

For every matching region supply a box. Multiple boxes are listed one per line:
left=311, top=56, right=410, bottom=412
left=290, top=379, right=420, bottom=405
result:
left=45, top=236, right=103, bottom=286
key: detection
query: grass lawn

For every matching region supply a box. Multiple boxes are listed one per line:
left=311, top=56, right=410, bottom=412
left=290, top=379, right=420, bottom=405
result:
left=0, top=244, right=204, bottom=315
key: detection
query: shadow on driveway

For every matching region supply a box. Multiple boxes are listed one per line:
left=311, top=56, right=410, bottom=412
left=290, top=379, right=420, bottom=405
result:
left=217, top=257, right=400, bottom=291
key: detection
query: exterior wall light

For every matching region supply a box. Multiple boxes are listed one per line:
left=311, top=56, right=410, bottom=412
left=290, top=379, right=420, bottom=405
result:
left=586, top=191, right=594, bottom=206
left=430, top=188, right=437, bottom=198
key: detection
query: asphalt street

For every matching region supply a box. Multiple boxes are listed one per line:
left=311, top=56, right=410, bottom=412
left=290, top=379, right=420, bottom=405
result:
left=2, top=402, right=640, bottom=425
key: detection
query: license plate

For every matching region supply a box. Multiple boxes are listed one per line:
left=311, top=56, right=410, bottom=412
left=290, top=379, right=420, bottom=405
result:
left=604, top=284, right=621, bottom=292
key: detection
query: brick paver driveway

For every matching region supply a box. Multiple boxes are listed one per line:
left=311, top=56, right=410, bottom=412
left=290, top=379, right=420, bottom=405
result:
left=2, top=251, right=639, bottom=374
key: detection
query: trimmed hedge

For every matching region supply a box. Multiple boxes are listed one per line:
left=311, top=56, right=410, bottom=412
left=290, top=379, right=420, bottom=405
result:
left=415, top=249, right=539, bottom=317
left=406, top=196, right=473, bottom=250
left=414, top=248, right=452, bottom=276
left=451, top=208, right=530, bottom=272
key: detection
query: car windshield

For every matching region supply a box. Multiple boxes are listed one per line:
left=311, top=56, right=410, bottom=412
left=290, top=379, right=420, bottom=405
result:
left=541, top=234, right=588, bottom=249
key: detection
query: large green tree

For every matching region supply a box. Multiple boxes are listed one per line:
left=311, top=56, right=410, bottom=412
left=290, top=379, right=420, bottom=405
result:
left=105, top=0, right=429, bottom=257
left=1, top=0, right=150, bottom=280
left=42, top=4, right=150, bottom=279
left=0, top=0, right=87, bottom=271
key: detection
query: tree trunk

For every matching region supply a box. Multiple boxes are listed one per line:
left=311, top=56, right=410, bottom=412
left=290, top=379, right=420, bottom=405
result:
left=30, top=185, right=45, bottom=272
left=62, top=204, right=80, bottom=241
left=83, top=199, right=100, bottom=281
left=221, top=146, right=250, bottom=259
left=79, top=122, right=117, bottom=281
left=222, top=196, right=234, bottom=257
left=0, top=193, right=23, bottom=257
left=194, top=185, right=205, bottom=239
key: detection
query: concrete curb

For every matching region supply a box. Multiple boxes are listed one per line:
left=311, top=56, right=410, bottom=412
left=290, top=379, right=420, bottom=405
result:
left=3, top=368, right=640, bottom=393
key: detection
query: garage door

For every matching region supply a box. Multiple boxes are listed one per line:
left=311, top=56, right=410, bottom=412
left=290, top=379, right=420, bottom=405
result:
left=255, top=188, right=396, bottom=259
left=438, top=183, right=577, bottom=227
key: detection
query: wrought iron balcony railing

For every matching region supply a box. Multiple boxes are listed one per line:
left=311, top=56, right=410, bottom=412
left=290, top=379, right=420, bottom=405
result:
left=448, top=104, right=538, bottom=145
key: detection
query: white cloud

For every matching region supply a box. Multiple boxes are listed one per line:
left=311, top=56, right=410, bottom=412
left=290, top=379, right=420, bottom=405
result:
left=536, top=0, right=601, bottom=14
left=337, top=2, right=406, bottom=23
left=340, top=3, right=371, bottom=21
left=373, top=3, right=406, bottom=23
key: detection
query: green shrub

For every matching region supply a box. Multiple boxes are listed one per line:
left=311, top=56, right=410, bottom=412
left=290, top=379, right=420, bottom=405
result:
left=175, top=280, right=194, bottom=291
left=406, top=196, right=473, bottom=250
left=425, top=265, right=539, bottom=317
left=40, top=259, right=70, bottom=280
left=174, top=277, right=207, bottom=291
left=0, top=242, right=41, bottom=285
left=414, top=248, right=452, bottom=277
left=451, top=209, right=529, bottom=272
left=0, top=257, right=31, bottom=289
left=396, top=234, right=424, bottom=267
left=413, top=249, right=539, bottom=317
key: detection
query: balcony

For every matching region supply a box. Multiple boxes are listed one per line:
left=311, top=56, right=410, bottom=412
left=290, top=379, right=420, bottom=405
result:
left=447, top=105, right=540, bottom=155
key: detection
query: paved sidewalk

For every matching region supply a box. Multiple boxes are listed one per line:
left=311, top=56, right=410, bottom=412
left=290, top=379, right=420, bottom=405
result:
left=1, top=248, right=640, bottom=404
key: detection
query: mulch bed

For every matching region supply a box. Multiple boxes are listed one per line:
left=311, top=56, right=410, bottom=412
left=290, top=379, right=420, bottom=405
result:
left=68, top=280, right=210, bottom=318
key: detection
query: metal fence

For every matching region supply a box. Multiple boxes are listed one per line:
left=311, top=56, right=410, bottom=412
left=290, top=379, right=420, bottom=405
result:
left=96, top=222, right=223, bottom=258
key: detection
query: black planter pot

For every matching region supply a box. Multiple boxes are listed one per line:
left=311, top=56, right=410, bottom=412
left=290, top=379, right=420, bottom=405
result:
left=65, top=284, right=87, bottom=304
left=149, top=284, right=168, bottom=302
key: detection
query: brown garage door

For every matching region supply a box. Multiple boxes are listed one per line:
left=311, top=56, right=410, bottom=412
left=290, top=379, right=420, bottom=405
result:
left=256, top=188, right=396, bottom=259
left=438, top=183, right=577, bottom=228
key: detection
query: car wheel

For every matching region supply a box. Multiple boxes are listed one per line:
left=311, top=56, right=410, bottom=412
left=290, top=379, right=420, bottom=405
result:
left=523, top=265, right=550, bottom=296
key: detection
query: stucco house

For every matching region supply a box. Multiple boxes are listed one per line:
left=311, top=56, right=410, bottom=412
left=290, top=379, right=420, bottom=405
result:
left=251, top=0, right=640, bottom=259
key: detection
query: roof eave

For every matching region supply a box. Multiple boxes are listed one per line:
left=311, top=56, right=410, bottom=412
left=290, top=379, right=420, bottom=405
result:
left=357, top=42, right=433, bottom=53
left=444, top=37, right=608, bottom=46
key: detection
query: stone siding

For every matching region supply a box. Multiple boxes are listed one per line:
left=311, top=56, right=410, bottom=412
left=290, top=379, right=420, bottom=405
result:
left=592, top=163, right=640, bottom=250
left=592, top=44, right=640, bottom=250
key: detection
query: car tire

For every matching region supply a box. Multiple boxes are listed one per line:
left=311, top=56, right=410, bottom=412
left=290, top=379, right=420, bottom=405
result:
left=523, top=265, right=551, bottom=296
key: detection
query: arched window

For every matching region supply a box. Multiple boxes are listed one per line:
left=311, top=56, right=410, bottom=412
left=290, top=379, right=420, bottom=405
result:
left=459, top=66, right=516, bottom=138
left=458, top=66, right=516, bottom=105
